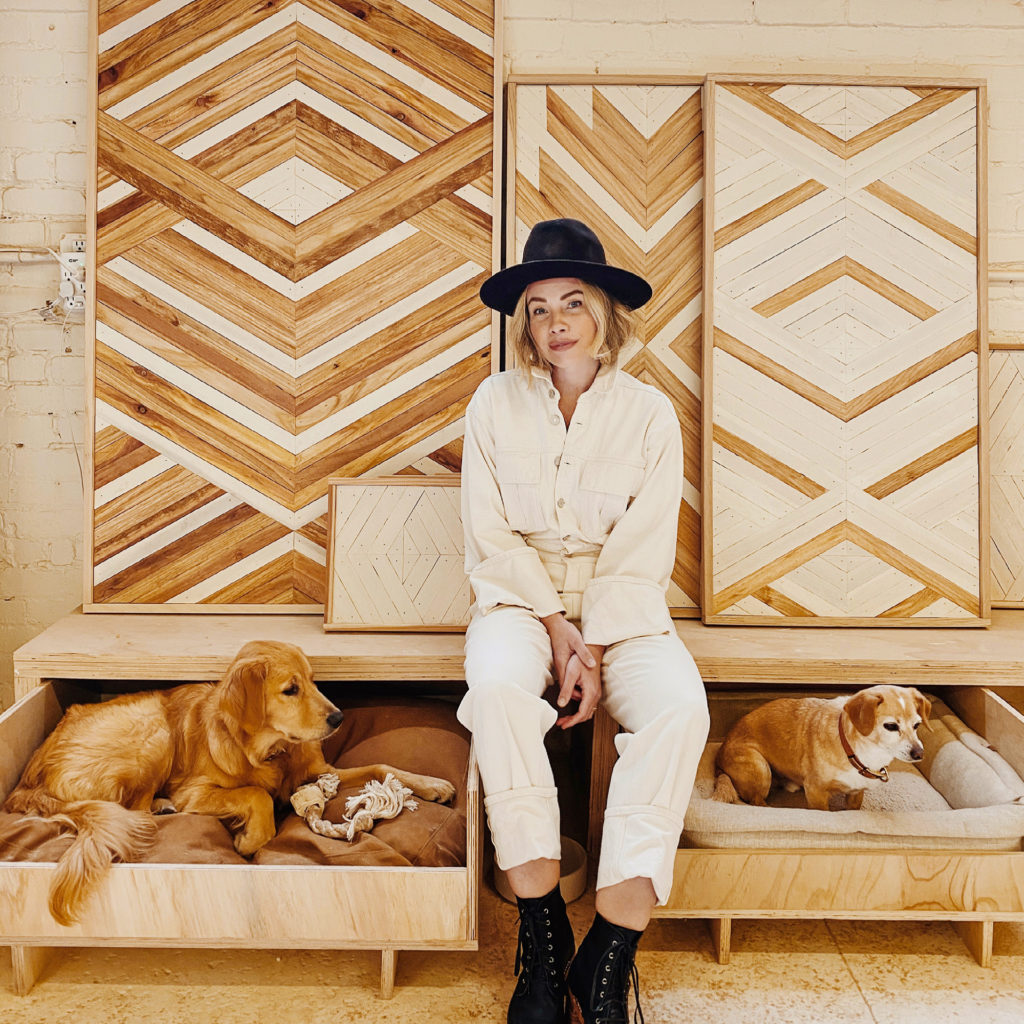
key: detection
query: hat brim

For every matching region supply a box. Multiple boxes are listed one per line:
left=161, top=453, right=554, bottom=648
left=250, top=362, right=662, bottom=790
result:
left=479, top=259, right=652, bottom=317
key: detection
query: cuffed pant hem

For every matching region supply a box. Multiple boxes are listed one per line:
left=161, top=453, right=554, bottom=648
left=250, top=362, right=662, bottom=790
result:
left=595, top=805, right=685, bottom=906
left=485, top=786, right=562, bottom=871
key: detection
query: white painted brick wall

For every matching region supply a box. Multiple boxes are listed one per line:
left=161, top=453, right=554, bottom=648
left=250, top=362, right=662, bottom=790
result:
left=2, top=0, right=1024, bottom=708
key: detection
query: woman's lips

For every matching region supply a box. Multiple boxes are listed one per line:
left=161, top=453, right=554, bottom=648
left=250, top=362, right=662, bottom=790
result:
left=549, top=339, right=577, bottom=351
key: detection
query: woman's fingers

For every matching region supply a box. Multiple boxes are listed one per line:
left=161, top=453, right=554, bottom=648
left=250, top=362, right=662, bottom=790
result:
left=568, top=627, right=596, bottom=668
left=557, top=654, right=581, bottom=708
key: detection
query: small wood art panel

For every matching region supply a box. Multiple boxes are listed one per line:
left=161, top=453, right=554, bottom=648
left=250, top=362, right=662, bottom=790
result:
left=325, top=477, right=470, bottom=630
left=990, top=349, right=1024, bottom=605
left=510, top=80, right=704, bottom=615
left=705, top=78, right=986, bottom=625
left=89, top=0, right=497, bottom=608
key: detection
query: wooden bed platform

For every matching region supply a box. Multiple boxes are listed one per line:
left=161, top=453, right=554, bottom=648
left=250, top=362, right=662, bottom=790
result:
left=5, top=608, right=1024, bottom=990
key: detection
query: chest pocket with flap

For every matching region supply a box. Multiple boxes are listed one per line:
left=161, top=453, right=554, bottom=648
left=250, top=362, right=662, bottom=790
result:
left=578, top=458, right=645, bottom=538
left=495, top=450, right=547, bottom=534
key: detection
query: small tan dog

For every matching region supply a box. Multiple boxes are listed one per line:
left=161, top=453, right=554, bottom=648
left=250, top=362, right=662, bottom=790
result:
left=713, top=685, right=931, bottom=811
left=5, top=640, right=455, bottom=925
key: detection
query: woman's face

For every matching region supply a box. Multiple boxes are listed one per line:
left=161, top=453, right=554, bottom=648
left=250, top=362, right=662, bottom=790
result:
left=524, top=277, right=599, bottom=372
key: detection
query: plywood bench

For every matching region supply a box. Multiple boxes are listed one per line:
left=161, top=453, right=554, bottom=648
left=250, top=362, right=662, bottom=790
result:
left=7, top=609, right=1024, bottom=989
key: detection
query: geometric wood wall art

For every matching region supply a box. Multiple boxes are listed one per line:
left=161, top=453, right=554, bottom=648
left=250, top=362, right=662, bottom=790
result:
left=990, top=350, right=1024, bottom=606
left=86, top=0, right=499, bottom=609
left=509, top=79, right=704, bottom=616
left=704, top=76, right=988, bottom=625
left=325, top=477, right=469, bottom=630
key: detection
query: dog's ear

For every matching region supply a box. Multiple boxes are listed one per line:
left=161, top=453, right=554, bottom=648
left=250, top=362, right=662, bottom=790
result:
left=844, top=691, right=884, bottom=736
left=911, top=688, right=932, bottom=729
left=219, top=656, right=268, bottom=735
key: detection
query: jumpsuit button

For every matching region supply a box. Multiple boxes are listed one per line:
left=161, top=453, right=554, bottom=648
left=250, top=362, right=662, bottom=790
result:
left=551, top=414, right=560, bottom=425
left=557, top=498, right=565, bottom=508
left=548, top=389, right=556, bottom=399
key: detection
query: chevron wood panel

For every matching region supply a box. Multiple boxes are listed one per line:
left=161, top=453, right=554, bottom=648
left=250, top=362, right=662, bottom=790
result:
left=511, top=82, right=703, bottom=615
left=88, top=0, right=497, bottom=608
left=991, top=350, right=1024, bottom=606
left=706, top=79, right=986, bottom=625
left=325, top=477, right=470, bottom=629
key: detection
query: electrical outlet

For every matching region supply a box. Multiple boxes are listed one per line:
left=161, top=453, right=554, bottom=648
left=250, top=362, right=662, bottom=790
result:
left=58, top=250, right=87, bottom=314
left=60, top=233, right=86, bottom=254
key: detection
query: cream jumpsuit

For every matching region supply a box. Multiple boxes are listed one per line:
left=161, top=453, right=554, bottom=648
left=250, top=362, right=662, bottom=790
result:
left=457, top=363, right=709, bottom=904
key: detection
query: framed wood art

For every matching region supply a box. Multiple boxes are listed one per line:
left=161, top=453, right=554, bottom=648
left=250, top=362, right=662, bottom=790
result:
left=507, top=76, right=704, bottom=617
left=703, top=76, right=989, bottom=626
left=324, top=477, right=470, bottom=631
left=85, top=0, right=502, bottom=611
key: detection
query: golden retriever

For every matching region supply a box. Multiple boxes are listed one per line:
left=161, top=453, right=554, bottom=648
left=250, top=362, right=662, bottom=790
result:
left=713, top=685, right=931, bottom=811
left=4, top=640, right=455, bottom=925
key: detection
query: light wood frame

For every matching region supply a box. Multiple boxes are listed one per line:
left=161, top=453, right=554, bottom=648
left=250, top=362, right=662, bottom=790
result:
left=0, top=680, right=481, bottom=998
left=701, top=75, right=990, bottom=626
left=324, top=476, right=469, bottom=632
left=82, top=0, right=505, bottom=614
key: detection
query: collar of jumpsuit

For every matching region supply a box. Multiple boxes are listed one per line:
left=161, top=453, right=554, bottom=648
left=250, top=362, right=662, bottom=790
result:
left=528, top=360, right=619, bottom=396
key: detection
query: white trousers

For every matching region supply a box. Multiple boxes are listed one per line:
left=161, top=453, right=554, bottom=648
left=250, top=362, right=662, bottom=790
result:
left=458, top=603, right=709, bottom=905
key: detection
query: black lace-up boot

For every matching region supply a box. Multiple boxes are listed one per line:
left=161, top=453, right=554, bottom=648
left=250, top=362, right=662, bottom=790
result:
left=507, top=882, right=576, bottom=1024
left=566, top=913, right=645, bottom=1024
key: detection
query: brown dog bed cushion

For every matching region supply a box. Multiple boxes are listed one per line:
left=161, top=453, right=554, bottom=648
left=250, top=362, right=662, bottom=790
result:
left=683, top=701, right=1024, bottom=852
left=0, top=699, right=470, bottom=869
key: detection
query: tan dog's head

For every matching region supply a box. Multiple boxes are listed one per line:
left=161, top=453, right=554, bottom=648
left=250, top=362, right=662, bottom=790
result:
left=843, top=685, right=931, bottom=763
left=218, top=641, right=343, bottom=744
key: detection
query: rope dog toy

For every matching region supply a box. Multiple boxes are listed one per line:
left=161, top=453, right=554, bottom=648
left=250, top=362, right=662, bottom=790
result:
left=290, top=773, right=418, bottom=841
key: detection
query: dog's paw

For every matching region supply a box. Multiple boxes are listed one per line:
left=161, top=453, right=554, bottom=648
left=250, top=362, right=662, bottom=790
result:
left=418, top=777, right=456, bottom=804
left=233, top=829, right=271, bottom=857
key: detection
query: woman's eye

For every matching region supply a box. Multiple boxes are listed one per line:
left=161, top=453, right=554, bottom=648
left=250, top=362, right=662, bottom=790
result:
left=530, top=306, right=547, bottom=317
left=567, top=299, right=582, bottom=309
left=283, top=683, right=299, bottom=696
left=883, top=722, right=899, bottom=731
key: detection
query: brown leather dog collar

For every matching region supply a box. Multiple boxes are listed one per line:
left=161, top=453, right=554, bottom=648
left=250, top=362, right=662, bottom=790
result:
left=839, top=717, right=889, bottom=782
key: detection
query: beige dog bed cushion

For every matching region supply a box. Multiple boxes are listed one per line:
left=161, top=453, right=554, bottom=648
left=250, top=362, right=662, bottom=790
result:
left=683, top=699, right=1024, bottom=851
left=0, top=699, right=470, bottom=869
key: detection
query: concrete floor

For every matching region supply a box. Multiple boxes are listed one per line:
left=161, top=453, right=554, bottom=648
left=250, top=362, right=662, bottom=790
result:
left=3, top=884, right=1024, bottom=1024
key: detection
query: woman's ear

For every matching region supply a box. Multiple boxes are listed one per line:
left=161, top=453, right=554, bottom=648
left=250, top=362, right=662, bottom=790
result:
left=219, top=656, right=268, bottom=735
left=844, top=691, right=883, bottom=736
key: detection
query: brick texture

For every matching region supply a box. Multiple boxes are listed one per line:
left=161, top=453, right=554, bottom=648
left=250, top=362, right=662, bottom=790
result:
left=2, top=0, right=1024, bottom=709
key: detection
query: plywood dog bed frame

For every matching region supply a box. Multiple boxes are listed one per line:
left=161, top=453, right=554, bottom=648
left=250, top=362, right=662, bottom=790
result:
left=0, top=678, right=480, bottom=998
left=10, top=610, right=1024, bottom=991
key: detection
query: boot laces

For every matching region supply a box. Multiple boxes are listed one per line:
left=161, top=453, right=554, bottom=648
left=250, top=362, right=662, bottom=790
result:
left=513, top=905, right=561, bottom=997
left=591, top=938, right=644, bottom=1024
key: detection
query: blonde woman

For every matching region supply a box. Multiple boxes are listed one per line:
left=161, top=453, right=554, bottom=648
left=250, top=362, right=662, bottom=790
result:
left=458, top=219, right=709, bottom=1024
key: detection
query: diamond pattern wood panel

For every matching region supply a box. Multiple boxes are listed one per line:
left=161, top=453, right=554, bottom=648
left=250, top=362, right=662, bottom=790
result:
left=511, top=82, right=703, bottom=615
left=88, top=0, right=496, bottom=608
left=705, top=79, right=986, bottom=625
left=325, top=477, right=469, bottom=629
left=991, top=350, right=1024, bottom=606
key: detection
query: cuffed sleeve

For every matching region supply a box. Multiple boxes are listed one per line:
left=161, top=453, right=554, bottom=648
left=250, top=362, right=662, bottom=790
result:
left=581, top=395, right=682, bottom=646
left=462, top=383, right=565, bottom=618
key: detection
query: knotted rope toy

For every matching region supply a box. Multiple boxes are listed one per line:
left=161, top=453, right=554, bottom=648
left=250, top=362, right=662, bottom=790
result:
left=289, top=772, right=418, bottom=841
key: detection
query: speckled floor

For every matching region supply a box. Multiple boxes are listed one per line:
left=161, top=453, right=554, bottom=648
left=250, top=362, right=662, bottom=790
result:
left=3, top=885, right=1023, bottom=1023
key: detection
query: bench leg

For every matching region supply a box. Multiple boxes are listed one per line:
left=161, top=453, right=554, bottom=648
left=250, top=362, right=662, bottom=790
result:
left=954, top=920, right=993, bottom=967
left=11, top=945, right=54, bottom=995
left=380, top=949, right=397, bottom=998
left=588, top=707, right=619, bottom=861
left=708, top=918, right=731, bottom=965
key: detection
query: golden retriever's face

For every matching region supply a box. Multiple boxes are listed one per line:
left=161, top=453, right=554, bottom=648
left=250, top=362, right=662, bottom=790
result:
left=220, top=641, right=342, bottom=743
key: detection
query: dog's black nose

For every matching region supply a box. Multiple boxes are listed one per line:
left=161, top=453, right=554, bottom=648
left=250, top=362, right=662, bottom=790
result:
left=910, top=746, right=924, bottom=761
left=326, top=710, right=344, bottom=730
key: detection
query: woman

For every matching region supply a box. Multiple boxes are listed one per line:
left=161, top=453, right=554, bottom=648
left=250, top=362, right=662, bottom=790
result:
left=458, top=219, right=709, bottom=1024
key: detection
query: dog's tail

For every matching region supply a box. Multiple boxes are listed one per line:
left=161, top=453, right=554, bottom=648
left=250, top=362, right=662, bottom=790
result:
left=711, top=772, right=742, bottom=804
left=9, top=790, right=157, bottom=925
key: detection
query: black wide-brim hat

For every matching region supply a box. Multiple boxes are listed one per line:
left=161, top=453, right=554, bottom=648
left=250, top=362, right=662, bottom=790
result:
left=479, top=218, right=652, bottom=317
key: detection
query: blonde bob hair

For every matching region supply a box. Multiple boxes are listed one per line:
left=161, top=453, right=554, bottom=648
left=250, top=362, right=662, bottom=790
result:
left=507, top=279, right=638, bottom=375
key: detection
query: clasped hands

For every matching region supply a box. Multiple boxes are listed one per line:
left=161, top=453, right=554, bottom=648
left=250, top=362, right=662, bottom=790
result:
left=540, top=612, right=605, bottom=730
